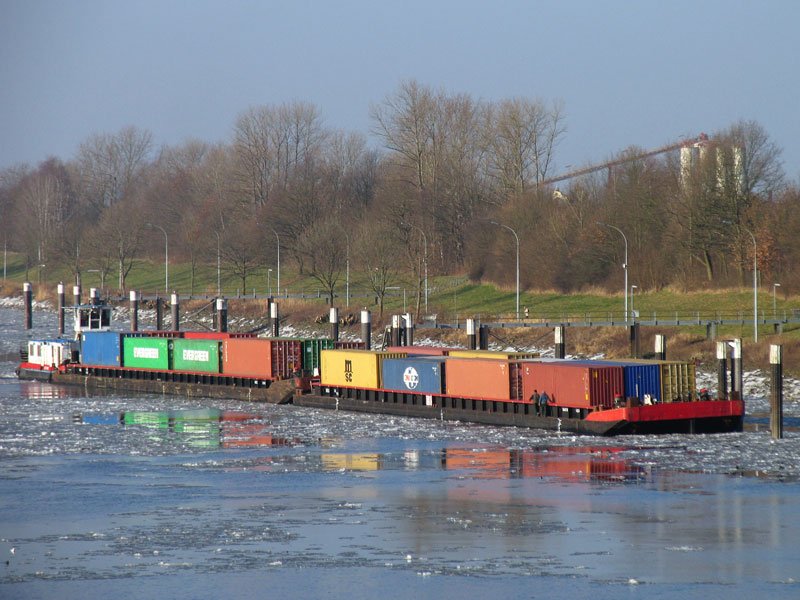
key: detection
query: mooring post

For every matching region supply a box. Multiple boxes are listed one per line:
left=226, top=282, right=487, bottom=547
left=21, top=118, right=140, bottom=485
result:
left=655, top=334, right=666, bottom=361
left=72, top=284, right=81, bottom=308
left=361, top=309, right=372, bottom=350
left=706, top=322, right=717, bottom=340
left=466, top=318, right=477, bottom=350
left=216, top=298, right=228, bottom=333
left=90, top=287, right=100, bottom=305
left=391, top=315, right=401, bottom=347
left=170, top=293, right=180, bottom=331
left=271, top=301, right=279, bottom=337
left=554, top=325, right=565, bottom=359
left=730, top=339, right=742, bottom=401
left=330, top=307, right=339, bottom=342
left=23, top=282, right=32, bottom=330
left=155, top=296, right=164, bottom=331
left=404, top=312, right=414, bottom=346
left=57, top=283, right=65, bottom=336
left=716, top=341, right=728, bottom=400
left=478, top=324, right=489, bottom=350
left=629, top=322, right=640, bottom=358
left=130, top=290, right=139, bottom=332
left=770, top=344, right=783, bottom=439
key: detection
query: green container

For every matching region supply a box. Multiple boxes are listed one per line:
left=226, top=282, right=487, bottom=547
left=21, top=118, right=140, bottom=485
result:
left=300, top=338, right=335, bottom=374
left=123, top=411, right=170, bottom=428
left=171, top=338, right=221, bottom=373
left=123, top=336, right=171, bottom=370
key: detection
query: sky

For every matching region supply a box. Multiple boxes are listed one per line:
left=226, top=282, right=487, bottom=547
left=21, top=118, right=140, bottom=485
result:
left=2, top=0, right=799, bottom=181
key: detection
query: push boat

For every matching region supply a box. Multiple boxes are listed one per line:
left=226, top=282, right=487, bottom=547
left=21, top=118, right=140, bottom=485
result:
left=16, top=302, right=744, bottom=436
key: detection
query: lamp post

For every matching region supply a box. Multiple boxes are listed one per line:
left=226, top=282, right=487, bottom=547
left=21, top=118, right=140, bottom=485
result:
left=402, top=223, right=428, bottom=314
left=214, top=231, right=221, bottom=296
left=597, top=222, right=628, bottom=322
left=744, top=227, right=758, bottom=342
left=490, top=221, right=520, bottom=320
left=148, top=223, right=168, bottom=294
left=773, top=283, right=781, bottom=317
left=630, top=284, right=638, bottom=318
left=270, top=228, right=280, bottom=298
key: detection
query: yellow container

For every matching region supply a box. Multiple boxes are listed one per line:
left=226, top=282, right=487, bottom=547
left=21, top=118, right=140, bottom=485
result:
left=447, top=350, right=538, bottom=360
left=658, top=361, right=696, bottom=402
left=321, top=453, right=381, bottom=471
left=320, top=349, right=405, bottom=389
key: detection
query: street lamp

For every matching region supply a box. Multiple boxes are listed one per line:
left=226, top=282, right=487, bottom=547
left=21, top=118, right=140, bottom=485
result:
left=773, top=283, right=781, bottom=317
left=270, top=228, right=280, bottom=298
left=490, top=221, right=520, bottom=320
left=630, top=285, right=638, bottom=318
left=148, top=223, right=168, bottom=294
left=214, top=231, right=221, bottom=296
left=402, top=223, right=428, bottom=314
left=743, top=227, right=758, bottom=342
left=597, top=222, right=628, bottom=322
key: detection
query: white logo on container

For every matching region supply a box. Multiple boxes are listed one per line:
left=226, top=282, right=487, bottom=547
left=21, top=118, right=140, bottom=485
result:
left=183, top=349, right=209, bottom=362
left=133, top=347, right=159, bottom=359
left=403, top=366, right=420, bottom=390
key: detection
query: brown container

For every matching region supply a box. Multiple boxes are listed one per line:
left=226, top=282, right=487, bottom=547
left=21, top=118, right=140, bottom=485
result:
left=222, top=338, right=302, bottom=380
left=520, top=362, right=624, bottom=409
left=444, top=357, right=522, bottom=401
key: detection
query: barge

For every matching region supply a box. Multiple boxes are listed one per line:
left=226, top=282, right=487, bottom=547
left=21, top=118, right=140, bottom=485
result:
left=16, top=301, right=744, bottom=436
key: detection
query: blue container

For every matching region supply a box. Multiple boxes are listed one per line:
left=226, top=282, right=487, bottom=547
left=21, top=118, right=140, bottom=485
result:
left=381, top=357, right=446, bottom=395
left=80, top=331, right=122, bottom=367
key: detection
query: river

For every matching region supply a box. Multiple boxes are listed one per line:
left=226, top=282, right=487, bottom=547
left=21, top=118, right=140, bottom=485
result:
left=1, top=306, right=798, bottom=599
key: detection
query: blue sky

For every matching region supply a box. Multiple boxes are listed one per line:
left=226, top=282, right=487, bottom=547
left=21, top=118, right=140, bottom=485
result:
left=2, top=0, right=798, bottom=180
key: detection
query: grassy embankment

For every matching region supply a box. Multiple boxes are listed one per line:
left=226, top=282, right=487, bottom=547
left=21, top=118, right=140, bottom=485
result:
left=2, top=253, right=798, bottom=374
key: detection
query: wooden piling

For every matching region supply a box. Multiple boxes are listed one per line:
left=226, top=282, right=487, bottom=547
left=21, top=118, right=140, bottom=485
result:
left=716, top=341, right=728, bottom=400
left=129, top=290, right=139, bottom=332
left=478, top=324, right=489, bottom=350
left=730, top=339, right=742, bottom=401
left=554, top=325, right=565, bottom=359
left=270, top=301, right=279, bottom=337
left=654, top=334, right=666, bottom=361
left=23, top=282, right=32, bottom=330
left=155, top=297, right=164, bottom=331
left=57, top=283, right=65, bottom=336
left=329, top=307, right=339, bottom=342
left=72, top=284, right=81, bottom=308
left=770, top=344, right=783, bottom=439
left=404, top=313, right=414, bottom=346
left=466, top=318, right=477, bottom=350
left=216, top=298, right=228, bottom=333
left=170, top=293, right=180, bottom=331
left=629, top=323, right=640, bottom=358
left=361, top=309, right=371, bottom=350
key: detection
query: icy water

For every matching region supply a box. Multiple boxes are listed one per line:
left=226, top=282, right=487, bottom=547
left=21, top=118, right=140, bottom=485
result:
left=1, top=307, right=799, bottom=599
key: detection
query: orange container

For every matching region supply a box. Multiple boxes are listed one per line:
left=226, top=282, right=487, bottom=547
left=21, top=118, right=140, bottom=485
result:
left=520, top=362, right=624, bottom=409
left=222, top=338, right=302, bottom=380
left=444, top=357, right=522, bottom=401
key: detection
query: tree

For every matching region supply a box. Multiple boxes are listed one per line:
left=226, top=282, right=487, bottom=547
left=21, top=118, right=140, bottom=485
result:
left=296, top=218, right=346, bottom=306
left=356, top=222, right=401, bottom=318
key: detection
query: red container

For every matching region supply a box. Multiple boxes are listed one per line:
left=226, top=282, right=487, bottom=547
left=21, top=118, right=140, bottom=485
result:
left=444, top=358, right=522, bottom=401
left=385, top=346, right=452, bottom=356
left=520, top=362, right=623, bottom=409
left=184, top=331, right=256, bottom=340
left=222, top=338, right=302, bottom=380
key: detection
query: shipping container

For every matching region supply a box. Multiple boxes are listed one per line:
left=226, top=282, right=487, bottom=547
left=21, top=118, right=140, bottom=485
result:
left=447, top=349, right=538, bottom=360
left=659, top=361, right=696, bottom=402
left=80, top=331, right=122, bottom=367
left=381, top=356, right=446, bottom=395
left=171, top=338, right=221, bottom=373
left=520, top=361, right=624, bottom=409
left=385, top=345, right=452, bottom=356
left=320, top=349, right=404, bottom=389
left=444, top=357, right=523, bottom=401
left=333, top=340, right=367, bottom=350
left=299, top=338, right=336, bottom=374
left=222, top=338, right=302, bottom=380
left=141, top=330, right=183, bottom=338
left=183, top=331, right=256, bottom=340
left=122, top=336, right=171, bottom=370
left=564, top=359, right=663, bottom=404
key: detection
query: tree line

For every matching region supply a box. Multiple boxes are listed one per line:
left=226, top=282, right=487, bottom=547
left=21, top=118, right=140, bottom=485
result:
left=1, top=80, right=796, bottom=318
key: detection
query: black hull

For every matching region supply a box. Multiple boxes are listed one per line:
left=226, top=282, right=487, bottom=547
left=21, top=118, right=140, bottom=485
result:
left=294, top=393, right=621, bottom=436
